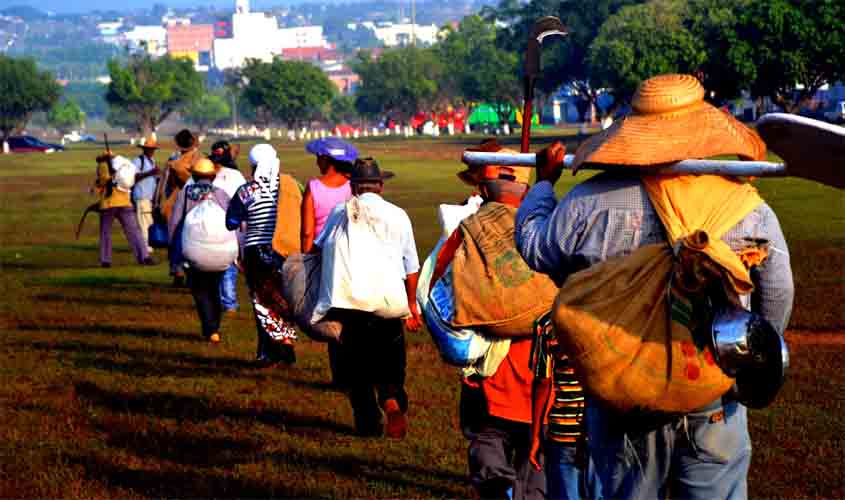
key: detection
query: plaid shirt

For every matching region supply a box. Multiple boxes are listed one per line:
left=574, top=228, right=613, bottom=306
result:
left=515, top=174, right=794, bottom=334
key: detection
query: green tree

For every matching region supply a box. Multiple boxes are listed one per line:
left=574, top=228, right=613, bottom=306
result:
left=0, top=55, right=61, bottom=145
left=588, top=0, right=707, bottom=103
left=352, top=47, right=443, bottom=123
left=437, top=16, right=521, bottom=126
left=47, top=99, right=85, bottom=134
left=106, top=55, right=203, bottom=135
left=183, top=93, right=231, bottom=133
left=241, top=58, right=336, bottom=129
left=719, top=0, right=845, bottom=112
left=327, top=94, right=360, bottom=125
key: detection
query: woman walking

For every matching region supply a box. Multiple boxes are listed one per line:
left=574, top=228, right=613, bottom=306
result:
left=168, top=158, right=233, bottom=343
left=226, top=144, right=297, bottom=366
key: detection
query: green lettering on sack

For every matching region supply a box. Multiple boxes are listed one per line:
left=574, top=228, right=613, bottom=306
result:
left=494, top=250, right=533, bottom=288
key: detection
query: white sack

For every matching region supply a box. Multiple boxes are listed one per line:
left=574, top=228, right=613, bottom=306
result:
left=182, top=198, right=238, bottom=272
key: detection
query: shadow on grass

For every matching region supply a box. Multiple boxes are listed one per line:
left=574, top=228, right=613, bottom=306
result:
left=17, top=324, right=200, bottom=342
left=75, top=381, right=355, bottom=438
left=33, top=291, right=190, bottom=309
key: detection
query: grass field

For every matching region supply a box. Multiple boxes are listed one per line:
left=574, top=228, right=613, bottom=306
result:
left=0, top=133, right=843, bottom=499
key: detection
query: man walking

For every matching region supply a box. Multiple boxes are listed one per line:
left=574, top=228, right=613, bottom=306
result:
left=514, top=74, right=794, bottom=499
left=132, top=137, right=161, bottom=255
left=313, top=158, right=422, bottom=438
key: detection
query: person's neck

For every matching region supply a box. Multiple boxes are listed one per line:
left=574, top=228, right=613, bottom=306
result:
left=489, top=195, right=521, bottom=208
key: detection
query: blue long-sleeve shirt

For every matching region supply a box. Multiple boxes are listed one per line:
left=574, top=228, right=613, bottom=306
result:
left=514, top=174, right=794, bottom=334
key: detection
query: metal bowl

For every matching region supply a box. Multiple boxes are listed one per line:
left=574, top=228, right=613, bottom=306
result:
left=711, top=306, right=789, bottom=409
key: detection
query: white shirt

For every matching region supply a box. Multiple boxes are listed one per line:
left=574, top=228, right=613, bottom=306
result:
left=316, top=192, right=420, bottom=277
left=185, top=167, right=247, bottom=198
left=131, top=154, right=158, bottom=201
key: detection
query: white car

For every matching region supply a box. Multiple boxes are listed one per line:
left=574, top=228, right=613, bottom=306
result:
left=822, top=101, right=845, bottom=124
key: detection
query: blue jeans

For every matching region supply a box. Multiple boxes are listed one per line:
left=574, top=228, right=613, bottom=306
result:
left=586, top=397, right=750, bottom=500
left=545, top=442, right=602, bottom=500
left=220, top=263, right=239, bottom=311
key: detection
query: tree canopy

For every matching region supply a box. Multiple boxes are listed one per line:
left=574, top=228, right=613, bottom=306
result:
left=47, top=99, right=85, bottom=134
left=0, top=55, right=61, bottom=143
left=106, top=55, right=203, bottom=135
left=183, top=92, right=231, bottom=133
left=241, top=58, right=336, bottom=128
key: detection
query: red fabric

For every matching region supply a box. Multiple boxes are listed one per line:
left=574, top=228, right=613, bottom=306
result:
left=482, top=338, right=535, bottom=423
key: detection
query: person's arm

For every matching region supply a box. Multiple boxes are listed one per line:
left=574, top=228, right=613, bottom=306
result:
left=225, top=188, right=248, bottom=231
left=403, top=271, right=421, bottom=331
left=751, top=204, right=794, bottom=334
left=301, top=184, right=316, bottom=252
left=168, top=189, right=186, bottom=239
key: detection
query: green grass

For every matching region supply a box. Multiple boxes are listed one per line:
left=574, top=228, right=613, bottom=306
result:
left=0, top=135, right=843, bottom=498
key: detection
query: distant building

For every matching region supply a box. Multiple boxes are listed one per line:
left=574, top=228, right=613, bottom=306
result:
left=277, top=26, right=327, bottom=50
left=124, top=25, right=167, bottom=57
left=325, top=66, right=360, bottom=96
left=168, top=24, right=214, bottom=71
left=371, top=22, right=439, bottom=47
left=280, top=46, right=338, bottom=62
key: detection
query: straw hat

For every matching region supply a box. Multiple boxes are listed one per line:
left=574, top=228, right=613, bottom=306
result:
left=190, top=158, right=216, bottom=175
left=459, top=139, right=531, bottom=186
left=572, top=74, right=766, bottom=170
left=137, top=137, right=159, bottom=149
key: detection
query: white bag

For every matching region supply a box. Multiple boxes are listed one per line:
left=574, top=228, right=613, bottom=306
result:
left=437, top=195, right=483, bottom=238
left=112, top=156, right=136, bottom=193
left=181, top=197, right=239, bottom=272
left=312, top=197, right=409, bottom=322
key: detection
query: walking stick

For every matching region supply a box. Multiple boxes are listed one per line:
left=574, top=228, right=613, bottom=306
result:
left=520, top=17, right=567, bottom=153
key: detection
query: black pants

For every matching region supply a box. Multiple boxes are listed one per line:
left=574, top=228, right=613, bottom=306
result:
left=335, top=310, right=407, bottom=435
left=187, top=268, right=224, bottom=338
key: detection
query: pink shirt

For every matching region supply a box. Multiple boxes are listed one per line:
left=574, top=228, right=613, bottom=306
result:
left=309, top=178, right=352, bottom=238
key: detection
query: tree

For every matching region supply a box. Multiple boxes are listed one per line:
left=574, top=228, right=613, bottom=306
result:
left=588, top=0, right=707, bottom=103
left=718, top=0, right=845, bottom=112
left=327, top=94, right=360, bottom=125
left=183, top=93, right=231, bottom=133
left=437, top=16, right=521, bottom=127
left=241, top=58, right=336, bottom=129
left=47, top=99, right=86, bottom=134
left=0, top=55, right=61, bottom=145
left=352, top=47, right=443, bottom=123
left=106, top=55, right=203, bottom=135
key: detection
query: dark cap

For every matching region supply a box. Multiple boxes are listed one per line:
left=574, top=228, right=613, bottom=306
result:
left=349, top=157, right=394, bottom=183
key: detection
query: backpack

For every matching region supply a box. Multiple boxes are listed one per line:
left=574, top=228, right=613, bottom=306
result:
left=111, top=156, right=137, bottom=193
left=181, top=195, right=238, bottom=272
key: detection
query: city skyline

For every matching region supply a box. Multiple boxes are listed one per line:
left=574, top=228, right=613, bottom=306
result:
left=2, top=0, right=321, bottom=15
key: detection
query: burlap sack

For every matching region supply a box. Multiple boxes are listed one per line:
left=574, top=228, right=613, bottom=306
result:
left=280, top=253, right=342, bottom=342
left=552, top=174, right=763, bottom=413
left=272, top=173, right=303, bottom=257
left=450, top=203, right=559, bottom=337
left=159, top=149, right=200, bottom=222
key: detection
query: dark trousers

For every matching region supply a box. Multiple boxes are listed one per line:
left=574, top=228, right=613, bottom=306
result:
left=99, top=207, right=148, bottom=265
left=469, top=416, right=547, bottom=500
left=335, top=310, right=407, bottom=435
left=187, top=268, right=224, bottom=338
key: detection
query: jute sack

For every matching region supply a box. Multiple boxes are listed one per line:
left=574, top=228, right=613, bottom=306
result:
left=272, top=173, right=303, bottom=257
left=280, top=253, right=342, bottom=342
left=552, top=174, right=763, bottom=413
left=449, top=203, right=559, bottom=337
left=160, top=149, right=200, bottom=221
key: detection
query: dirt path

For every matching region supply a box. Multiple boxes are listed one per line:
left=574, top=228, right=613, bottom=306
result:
left=785, top=330, right=845, bottom=345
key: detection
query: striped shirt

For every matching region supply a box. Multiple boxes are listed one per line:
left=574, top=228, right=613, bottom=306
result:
left=226, top=180, right=277, bottom=247
left=530, top=313, right=585, bottom=446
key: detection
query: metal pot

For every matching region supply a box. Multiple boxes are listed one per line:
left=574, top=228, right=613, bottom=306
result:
left=710, top=306, right=789, bottom=409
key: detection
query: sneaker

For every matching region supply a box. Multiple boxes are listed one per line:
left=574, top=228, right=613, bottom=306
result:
left=383, top=399, right=407, bottom=439
left=142, top=257, right=157, bottom=265
left=100, top=262, right=111, bottom=268
left=224, top=308, right=239, bottom=317
left=172, top=274, right=186, bottom=287
left=209, top=333, right=221, bottom=344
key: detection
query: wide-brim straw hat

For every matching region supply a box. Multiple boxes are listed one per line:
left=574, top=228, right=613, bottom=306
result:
left=190, top=158, right=216, bottom=175
left=459, top=139, right=530, bottom=186
left=572, top=74, right=766, bottom=170
left=137, top=137, right=159, bottom=149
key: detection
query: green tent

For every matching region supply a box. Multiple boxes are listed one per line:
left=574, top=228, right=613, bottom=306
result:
left=468, top=104, right=501, bottom=126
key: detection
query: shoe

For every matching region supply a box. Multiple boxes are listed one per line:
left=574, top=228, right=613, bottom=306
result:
left=383, top=399, right=407, bottom=439
left=209, top=333, right=221, bottom=344
left=278, top=344, right=296, bottom=365
left=172, top=274, right=186, bottom=287
left=224, top=308, right=238, bottom=317
left=142, top=257, right=157, bottom=265
left=100, top=262, right=111, bottom=268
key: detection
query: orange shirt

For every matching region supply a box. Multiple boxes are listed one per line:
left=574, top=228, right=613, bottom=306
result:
left=482, top=338, right=535, bottom=423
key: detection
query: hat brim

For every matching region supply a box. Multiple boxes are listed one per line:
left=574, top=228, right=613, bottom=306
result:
left=137, top=144, right=159, bottom=149
left=572, top=102, right=766, bottom=170
left=351, top=171, right=395, bottom=182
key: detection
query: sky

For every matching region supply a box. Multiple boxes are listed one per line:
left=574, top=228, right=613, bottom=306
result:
left=1, top=0, right=292, bottom=14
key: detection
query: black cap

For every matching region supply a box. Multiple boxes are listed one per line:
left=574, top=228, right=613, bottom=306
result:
left=349, top=157, right=395, bottom=182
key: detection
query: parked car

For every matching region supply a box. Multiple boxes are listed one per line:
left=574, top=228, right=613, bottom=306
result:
left=822, top=101, right=845, bottom=124
left=62, top=131, right=97, bottom=143
left=6, top=135, right=65, bottom=153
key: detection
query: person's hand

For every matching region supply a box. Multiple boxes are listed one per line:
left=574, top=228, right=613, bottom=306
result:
left=405, top=305, right=422, bottom=332
left=535, top=141, right=566, bottom=185
left=529, top=434, right=543, bottom=471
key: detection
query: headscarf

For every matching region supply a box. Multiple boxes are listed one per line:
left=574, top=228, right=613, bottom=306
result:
left=249, top=143, right=280, bottom=199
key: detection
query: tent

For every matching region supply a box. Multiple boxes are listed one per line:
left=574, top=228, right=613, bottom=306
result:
left=468, top=104, right=501, bottom=126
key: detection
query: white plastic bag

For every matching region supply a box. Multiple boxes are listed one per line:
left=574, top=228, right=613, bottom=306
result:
left=182, top=198, right=238, bottom=272
left=312, top=197, right=409, bottom=322
left=437, top=195, right=483, bottom=238
left=112, top=156, right=137, bottom=193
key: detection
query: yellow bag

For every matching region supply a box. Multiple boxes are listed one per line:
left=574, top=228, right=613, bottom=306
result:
left=553, top=175, right=763, bottom=413
left=272, top=173, right=303, bottom=257
left=450, top=203, right=559, bottom=337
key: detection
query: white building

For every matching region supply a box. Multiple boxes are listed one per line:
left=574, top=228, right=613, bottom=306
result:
left=277, top=26, right=326, bottom=49
left=371, top=22, right=439, bottom=47
left=124, top=25, right=167, bottom=56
